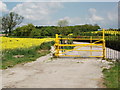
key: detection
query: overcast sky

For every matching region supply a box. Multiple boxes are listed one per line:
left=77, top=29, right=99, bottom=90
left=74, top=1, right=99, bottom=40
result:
left=0, top=0, right=119, bottom=29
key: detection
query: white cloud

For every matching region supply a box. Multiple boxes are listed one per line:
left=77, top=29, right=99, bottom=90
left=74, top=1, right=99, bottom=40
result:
left=56, top=13, right=104, bottom=26
left=11, top=2, right=63, bottom=21
left=88, top=8, right=104, bottom=24
left=58, top=16, right=71, bottom=22
left=90, top=14, right=104, bottom=21
left=0, top=1, right=8, bottom=12
left=89, top=8, right=96, bottom=14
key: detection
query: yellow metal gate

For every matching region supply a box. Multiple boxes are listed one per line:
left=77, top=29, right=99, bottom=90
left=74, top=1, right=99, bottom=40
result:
left=54, top=29, right=106, bottom=59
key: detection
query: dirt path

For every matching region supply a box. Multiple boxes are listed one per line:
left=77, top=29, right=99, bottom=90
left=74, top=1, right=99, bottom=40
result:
left=2, top=42, right=115, bottom=88
left=2, top=56, right=106, bottom=88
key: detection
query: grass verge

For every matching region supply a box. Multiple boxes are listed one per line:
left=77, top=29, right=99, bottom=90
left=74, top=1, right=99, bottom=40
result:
left=102, top=62, right=120, bottom=88
left=1, top=41, right=55, bottom=69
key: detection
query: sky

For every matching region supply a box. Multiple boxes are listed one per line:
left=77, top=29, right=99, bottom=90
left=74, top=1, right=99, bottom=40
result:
left=0, top=0, right=119, bottom=29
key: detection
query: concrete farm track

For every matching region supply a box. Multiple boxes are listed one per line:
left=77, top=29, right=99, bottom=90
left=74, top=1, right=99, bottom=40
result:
left=2, top=42, right=119, bottom=88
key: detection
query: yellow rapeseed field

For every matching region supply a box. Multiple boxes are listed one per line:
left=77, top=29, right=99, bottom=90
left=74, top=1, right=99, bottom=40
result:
left=92, top=31, right=120, bottom=34
left=0, top=37, right=55, bottom=50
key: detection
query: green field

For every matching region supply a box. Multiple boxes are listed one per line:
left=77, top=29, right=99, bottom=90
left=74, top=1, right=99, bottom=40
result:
left=1, top=41, right=55, bottom=69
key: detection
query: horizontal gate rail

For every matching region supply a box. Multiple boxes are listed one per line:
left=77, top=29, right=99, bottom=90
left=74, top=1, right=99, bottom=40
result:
left=55, top=44, right=103, bottom=46
left=58, top=49, right=103, bottom=52
left=57, top=55, right=103, bottom=58
left=56, top=38, right=102, bottom=40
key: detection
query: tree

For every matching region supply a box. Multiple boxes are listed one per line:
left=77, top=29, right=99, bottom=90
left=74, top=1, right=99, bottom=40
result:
left=13, top=23, right=35, bottom=37
left=30, top=29, right=41, bottom=38
left=58, top=19, right=69, bottom=27
left=2, top=12, right=24, bottom=36
left=93, top=24, right=101, bottom=31
left=57, top=19, right=69, bottom=35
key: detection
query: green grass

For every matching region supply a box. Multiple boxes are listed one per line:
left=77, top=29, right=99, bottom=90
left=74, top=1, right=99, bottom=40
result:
left=103, top=62, right=120, bottom=88
left=1, top=41, right=55, bottom=69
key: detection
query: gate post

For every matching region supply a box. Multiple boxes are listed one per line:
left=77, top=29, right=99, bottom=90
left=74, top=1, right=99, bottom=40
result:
left=102, top=29, right=106, bottom=59
left=55, top=34, right=59, bottom=57
left=90, top=36, right=92, bottom=56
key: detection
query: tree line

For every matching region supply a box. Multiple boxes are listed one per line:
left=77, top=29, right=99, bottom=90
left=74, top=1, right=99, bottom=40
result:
left=11, top=23, right=101, bottom=38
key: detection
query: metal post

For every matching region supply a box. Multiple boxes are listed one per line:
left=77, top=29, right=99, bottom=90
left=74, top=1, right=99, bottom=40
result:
left=55, top=34, right=59, bottom=57
left=90, top=36, right=92, bottom=56
left=102, top=29, right=106, bottom=59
